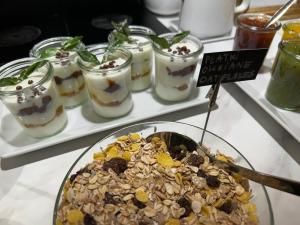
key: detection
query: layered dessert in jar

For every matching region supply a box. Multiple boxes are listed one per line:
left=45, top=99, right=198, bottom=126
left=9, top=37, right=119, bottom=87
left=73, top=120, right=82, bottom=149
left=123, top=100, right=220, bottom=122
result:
left=153, top=33, right=203, bottom=101
left=30, top=36, right=88, bottom=108
left=78, top=46, right=133, bottom=118
left=56, top=133, right=258, bottom=225
left=0, top=58, right=67, bottom=138
left=109, top=25, right=155, bottom=91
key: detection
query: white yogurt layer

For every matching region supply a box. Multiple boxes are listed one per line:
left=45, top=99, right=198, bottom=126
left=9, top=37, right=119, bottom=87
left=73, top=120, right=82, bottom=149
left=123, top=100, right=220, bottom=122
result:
left=47, top=51, right=87, bottom=108
left=125, top=35, right=153, bottom=91
left=0, top=70, right=67, bottom=138
left=155, top=40, right=200, bottom=101
left=83, top=57, right=133, bottom=118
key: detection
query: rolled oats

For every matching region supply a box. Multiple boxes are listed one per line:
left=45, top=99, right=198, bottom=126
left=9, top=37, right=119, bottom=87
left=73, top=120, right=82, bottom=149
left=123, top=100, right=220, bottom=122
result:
left=56, top=134, right=259, bottom=225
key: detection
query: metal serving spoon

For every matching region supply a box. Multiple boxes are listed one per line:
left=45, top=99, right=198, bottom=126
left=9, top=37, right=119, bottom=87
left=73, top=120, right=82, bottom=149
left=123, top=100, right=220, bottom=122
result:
left=265, top=0, right=297, bottom=28
left=146, top=131, right=300, bottom=197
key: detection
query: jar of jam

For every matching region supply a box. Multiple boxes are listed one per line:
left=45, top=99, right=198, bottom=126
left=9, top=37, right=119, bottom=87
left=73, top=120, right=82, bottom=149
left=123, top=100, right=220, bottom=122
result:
left=282, top=21, right=300, bottom=40
left=233, top=13, right=281, bottom=50
left=265, top=40, right=300, bottom=111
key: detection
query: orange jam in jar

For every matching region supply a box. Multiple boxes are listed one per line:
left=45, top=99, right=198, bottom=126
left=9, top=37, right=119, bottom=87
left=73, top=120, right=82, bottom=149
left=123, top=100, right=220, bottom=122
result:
left=282, top=22, right=300, bottom=40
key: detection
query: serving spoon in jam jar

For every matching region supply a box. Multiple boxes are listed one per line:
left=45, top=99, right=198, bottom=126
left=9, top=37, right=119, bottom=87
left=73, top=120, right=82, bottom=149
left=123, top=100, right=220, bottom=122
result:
left=146, top=131, right=300, bottom=196
left=265, top=0, right=297, bottom=28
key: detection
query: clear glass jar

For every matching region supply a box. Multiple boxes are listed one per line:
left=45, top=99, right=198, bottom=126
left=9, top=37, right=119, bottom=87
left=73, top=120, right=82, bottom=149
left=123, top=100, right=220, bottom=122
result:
left=78, top=45, right=133, bottom=118
left=0, top=58, right=67, bottom=138
left=282, top=21, right=300, bottom=40
left=30, top=37, right=88, bottom=108
left=233, top=13, right=281, bottom=50
left=265, top=40, right=300, bottom=111
left=109, top=25, right=155, bottom=91
left=153, top=33, right=203, bottom=101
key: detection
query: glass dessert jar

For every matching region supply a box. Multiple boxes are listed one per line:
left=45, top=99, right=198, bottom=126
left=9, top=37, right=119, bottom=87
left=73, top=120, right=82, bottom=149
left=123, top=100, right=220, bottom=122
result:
left=265, top=40, right=300, bottom=111
left=78, top=45, right=133, bottom=118
left=282, top=21, right=300, bottom=40
left=0, top=58, right=67, bottom=138
left=153, top=33, right=203, bottom=101
left=233, top=13, right=281, bottom=50
left=109, top=25, right=155, bottom=91
left=30, top=37, right=88, bottom=108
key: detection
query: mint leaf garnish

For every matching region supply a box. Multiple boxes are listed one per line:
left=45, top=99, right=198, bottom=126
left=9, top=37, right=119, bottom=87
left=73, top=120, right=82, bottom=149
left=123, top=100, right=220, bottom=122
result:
left=0, top=60, right=48, bottom=87
left=149, top=35, right=170, bottom=49
left=77, top=50, right=100, bottom=65
left=61, top=36, right=83, bottom=51
left=149, top=31, right=190, bottom=49
left=40, top=47, right=59, bottom=58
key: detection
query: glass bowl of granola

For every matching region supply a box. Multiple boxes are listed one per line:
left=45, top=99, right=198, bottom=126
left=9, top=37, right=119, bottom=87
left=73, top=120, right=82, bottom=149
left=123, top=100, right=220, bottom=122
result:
left=54, top=121, right=273, bottom=225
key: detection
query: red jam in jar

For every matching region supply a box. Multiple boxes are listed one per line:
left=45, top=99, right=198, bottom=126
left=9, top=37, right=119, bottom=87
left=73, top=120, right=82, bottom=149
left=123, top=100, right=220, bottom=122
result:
left=233, top=13, right=281, bottom=50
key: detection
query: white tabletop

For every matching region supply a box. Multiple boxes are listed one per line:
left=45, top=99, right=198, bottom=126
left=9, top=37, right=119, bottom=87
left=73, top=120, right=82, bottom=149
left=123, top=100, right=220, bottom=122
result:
left=1, top=3, right=300, bottom=225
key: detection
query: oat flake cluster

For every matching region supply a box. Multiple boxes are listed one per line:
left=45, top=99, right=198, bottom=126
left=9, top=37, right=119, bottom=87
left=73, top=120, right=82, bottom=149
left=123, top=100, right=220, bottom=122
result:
left=56, top=133, right=258, bottom=225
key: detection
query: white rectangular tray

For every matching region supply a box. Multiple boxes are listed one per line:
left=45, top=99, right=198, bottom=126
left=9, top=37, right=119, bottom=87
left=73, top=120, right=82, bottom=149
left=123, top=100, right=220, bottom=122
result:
left=236, top=31, right=300, bottom=143
left=0, top=79, right=210, bottom=159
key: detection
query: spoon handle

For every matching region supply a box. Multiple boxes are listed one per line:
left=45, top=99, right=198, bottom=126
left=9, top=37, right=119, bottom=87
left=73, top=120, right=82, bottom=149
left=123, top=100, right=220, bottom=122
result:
left=265, top=0, right=297, bottom=28
left=217, top=160, right=300, bottom=196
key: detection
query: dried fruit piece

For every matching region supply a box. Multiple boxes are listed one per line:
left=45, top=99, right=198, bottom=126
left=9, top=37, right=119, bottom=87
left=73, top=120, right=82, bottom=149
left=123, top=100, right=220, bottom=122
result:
left=56, top=218, right=63, bottom=225
left=103, top=157, right=128, bottom=175
left=118, top=135, right=129, bottom=141
left=129, top=133, right=141, bottom=142
left=105, top=145, right=119, bottom=159
left=135, top=190, right=149, bottom=203
left=122, top=151, right=131, bottom=161
left=84, top=213, right=97, bottom=225
left=237, top=191, right=251, bottom=203
left=67, top=209, right=84, bottom=224
left=197, top=169, right=207, bottom=178
left=187, top=154, right=204, bottom=167
left=206, top=175, right=220, bottom=188
left=69, top=166, right=90, bottom=183
left=218, top=200, right=236, bottom=214
left=157, top=152, right=174, bottom=168
left=93, top=152, right=106, bottom=160
left=151, top=136, right=161, bottom=143
left=165, top=218, right=180, bottom=225
left=133, top=197, right=146, bottom=209
left=130, top=143, right=141, bottom=152
left=177, top=197, right=192, bottom=218
left=104, top=192, right=118, bottom=205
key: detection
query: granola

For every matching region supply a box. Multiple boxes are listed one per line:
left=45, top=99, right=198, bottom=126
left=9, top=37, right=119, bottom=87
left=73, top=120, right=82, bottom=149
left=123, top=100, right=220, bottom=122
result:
left=56, top=133, right=258, bottom=225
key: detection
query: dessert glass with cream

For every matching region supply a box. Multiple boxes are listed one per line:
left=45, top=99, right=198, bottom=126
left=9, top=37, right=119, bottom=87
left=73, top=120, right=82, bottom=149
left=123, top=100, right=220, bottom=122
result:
left=153, top=33, right=203, bottom=101
left=0, top=58, right=67, bottom=138
left=30, top=37, right=88, bottom=108
left=78, top=45, right=133, bottom=118
left=109, top=25, right=155, bottom=91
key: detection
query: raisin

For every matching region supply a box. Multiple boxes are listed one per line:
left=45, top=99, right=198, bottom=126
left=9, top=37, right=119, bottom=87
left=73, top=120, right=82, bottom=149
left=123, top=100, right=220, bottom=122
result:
left=169, top=145, right=187, bottom=160
left=104, top=192, right=118, bottom=205
left=103, top=158, right=128, bottom=175
left=187, top=154, right=204, bottom=167
left=218, top=200, right=236, bottom=214
left=84, top=213, right=96, bottom=225
left=69, top=167, right=91, bottom=183
left=206, top=175, right=220, bottom=188
left=177, top=197, right=192, bottom=218
left=132, top=197, right=146, bottom=209
left=197, top=169, right=207, bottom=178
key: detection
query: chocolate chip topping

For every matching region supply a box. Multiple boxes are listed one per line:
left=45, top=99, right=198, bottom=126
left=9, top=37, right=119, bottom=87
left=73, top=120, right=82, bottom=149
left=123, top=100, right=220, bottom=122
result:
left=103, top=158, right=128, bottom=175
left=28, top=80, right=33, bottom=85
left=206, top=175, right=221, bottom=188
left=84, top=214, right=96, bottom=225
left=187, top=154, right=204, bottom=167
left=100, top=60, right=118, bottom=69
left=177, top=197, right=192, bottom=218
left=55, top=51, right=69, bottom=59
left=132, top=197, right=146, bottom=209
left=16, top=85, right=22, bottom=90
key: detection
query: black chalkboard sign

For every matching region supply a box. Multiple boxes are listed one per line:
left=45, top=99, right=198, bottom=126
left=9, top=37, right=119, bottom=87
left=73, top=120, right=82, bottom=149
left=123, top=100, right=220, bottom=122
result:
left=197, top=49, right=268, bottom=87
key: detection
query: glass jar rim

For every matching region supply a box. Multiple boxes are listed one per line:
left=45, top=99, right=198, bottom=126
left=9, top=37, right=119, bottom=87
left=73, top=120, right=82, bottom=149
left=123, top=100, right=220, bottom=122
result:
left=29, top=36, right=85, bottom=58
left=78, top=44, right=132, bottom=73
left=153, top=32, right=203, bottom=58
left=108, top=25, right=155, bottom=49
left=282, top=21, right=300, bottom=32
left=236, top=13, right=281, bottom=32
left=279, top=40, right=300, bottom=61
left=0, top=58, right=53, bottom=96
